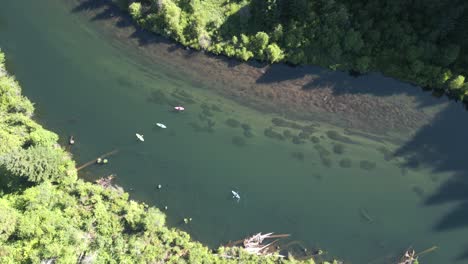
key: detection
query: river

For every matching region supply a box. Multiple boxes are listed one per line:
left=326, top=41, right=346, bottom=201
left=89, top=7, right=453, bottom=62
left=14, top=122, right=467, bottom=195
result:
left=1, top=0, right=468, bottom=263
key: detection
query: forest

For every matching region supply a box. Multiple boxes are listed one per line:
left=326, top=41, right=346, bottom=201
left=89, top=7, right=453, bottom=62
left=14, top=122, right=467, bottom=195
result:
left=124, top=0, right=468, bottom=102
left=0, top=49, right=341, bottom=263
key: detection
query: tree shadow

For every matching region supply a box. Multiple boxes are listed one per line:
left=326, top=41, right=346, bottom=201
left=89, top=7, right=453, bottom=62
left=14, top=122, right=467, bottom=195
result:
left=257, top=64, right=447, bottom=109
left=71, top=0, right=168, bottom=47
left=393, top=102, right=468, bottom=260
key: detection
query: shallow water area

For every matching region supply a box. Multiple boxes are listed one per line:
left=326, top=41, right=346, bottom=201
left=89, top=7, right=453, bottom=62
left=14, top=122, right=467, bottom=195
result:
left=2, top=0, right=468, bottom=263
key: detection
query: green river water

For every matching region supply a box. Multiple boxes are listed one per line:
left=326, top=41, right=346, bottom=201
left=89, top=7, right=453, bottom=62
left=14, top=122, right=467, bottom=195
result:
left=2, top=0, right=468, bottom=263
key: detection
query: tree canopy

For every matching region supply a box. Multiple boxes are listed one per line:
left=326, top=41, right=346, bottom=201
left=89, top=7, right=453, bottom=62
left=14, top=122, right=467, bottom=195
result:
left=124, top=0, right=468, bottom=102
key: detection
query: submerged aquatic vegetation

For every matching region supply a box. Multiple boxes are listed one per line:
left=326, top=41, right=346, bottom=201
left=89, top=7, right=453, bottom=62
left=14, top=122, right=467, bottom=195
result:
left=301, top=125, right=317, bottom=134
left=339, top=159, right=352, bottom=168
left=188, top=122, right=214, bottom=133
left=326, top=130, right=355, bottom=144
left=313, top=173, right=323, bottom=180
left=310, top=136, right=320, bottom=143
left=210, top=104, right=222, bottom=112
left=291, top=151, right=305, bottom=161
left=171, top=89, right=196, bottom=104
left=207, top=119, right=216, bottom=128
left=283, top=130, right=293, bottom=139
left=314, top=145, right=331, bottom=156
left=199, top=113, right=209, bottom=121
left=232, top=136, right=247, bottom=147
left=147, top=89, right=169, bottom=105
left=359, top=160, right=376, bottom=170
left=321, top=157, right=333, bottom=168
left=377, top=146, right=393, bottom=161
left=202, top=108, right=214, bottom=117
left=314, top=145, right=333, bottom=167
left=241, top=123, right=251, bottom=131
left=241, top=123, right=254, bottom=137
left=243, top=130, right=254, bottom=138
left=333, top=144, right=345, bottom=154
left=291, top=136, right=306, bottom=145
left=271, top=117, right=302, bottom=129
left=264, top=127, right=285, bottom=141
left=411, top=186, right=425, bottom=198
left=225, top=118, right=241, bottom=128
left=200, top=103, right=214, bottom=117
left=297, top=131, right=311, bottom=139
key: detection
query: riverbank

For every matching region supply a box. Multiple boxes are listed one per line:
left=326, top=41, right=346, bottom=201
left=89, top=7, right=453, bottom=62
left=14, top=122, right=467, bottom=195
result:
left=71, top=0, right=449, bottom=137
left=0, top=49, right=340, bottom=263
left=126, top=0, right=468, bottom=106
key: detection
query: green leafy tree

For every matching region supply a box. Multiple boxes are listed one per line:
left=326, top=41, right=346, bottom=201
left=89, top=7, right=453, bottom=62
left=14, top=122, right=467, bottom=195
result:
left=343, top=29, right=364, bottom=53
left=0, top=200, right=17, bottom=241
left=129, top=2, right=143, bottom=20
left=0, top=51, right=4, bottom=66
left=252, top=31, right=270, bottom=57
left=265, top=43, right=284, bottom=63
left=0, top=146, right=75, bottom=183
left=449, top=75, right=465, bottom=90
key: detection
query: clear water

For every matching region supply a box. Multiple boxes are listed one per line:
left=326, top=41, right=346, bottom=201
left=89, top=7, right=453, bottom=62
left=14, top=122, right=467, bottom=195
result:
left=1, top=0, right=468, bottom=263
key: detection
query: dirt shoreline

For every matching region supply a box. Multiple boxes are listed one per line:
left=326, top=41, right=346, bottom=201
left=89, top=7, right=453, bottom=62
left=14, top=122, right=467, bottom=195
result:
left=70, top=0, right=444, bottom=135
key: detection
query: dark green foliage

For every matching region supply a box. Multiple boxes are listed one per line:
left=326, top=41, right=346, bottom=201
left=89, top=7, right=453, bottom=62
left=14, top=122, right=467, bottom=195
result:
left=129, top=0, right=468, bottom=103
left=291, top=136, right=306, bottom=144
left=0, top=146, right=75, bottom=183
left=232, top=136, right=246, bottom=146
left=310, top=136, right=320, bottom=143
left=333, top=144, right=345, bottom=154
left=291, top=151, right=304, bottom=161
left=377, top=146, right=393, bottom=161
left=283, top=129, right=293, bottom=138
left=264, top=127, right=285, bottom=140
left=0, top=55, right=76, bottom=184
left=359, top=160, right=376, bottom=170
left=326, top=131, right=355, bottom=144
left=339, top=158, right=352, bottom=168
left=225, top=118, right=241, bottom=128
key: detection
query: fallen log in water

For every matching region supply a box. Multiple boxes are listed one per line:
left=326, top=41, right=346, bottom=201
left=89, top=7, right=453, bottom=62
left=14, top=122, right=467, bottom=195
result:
left=77, top=149, right=118, bottom=171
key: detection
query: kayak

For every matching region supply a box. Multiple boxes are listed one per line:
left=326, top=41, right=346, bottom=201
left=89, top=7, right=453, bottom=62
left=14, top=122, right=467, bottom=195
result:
left=231, top=190, right=240, bottom=200
left=156, top=123, right=167, bottom=129
left=136, top=133, right=144, bottom=142
left=174, top=106, right=185, bottom=111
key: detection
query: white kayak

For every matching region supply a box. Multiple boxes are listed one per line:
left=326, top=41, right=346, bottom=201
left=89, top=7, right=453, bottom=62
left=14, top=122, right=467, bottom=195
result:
left=231, top=190, right=240, bottom=200
left=136, top=133, right=144, bottom=142
left=174, top=106, right=185, bottom=111
left=156, top=123, right=167, bottom=129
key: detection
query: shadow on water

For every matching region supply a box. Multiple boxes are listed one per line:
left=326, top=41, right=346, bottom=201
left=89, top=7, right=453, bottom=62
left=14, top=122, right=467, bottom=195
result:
left=72, top=0, right=270, bottom=69
left=393, top=103, right=468, bottom=261
left=71, top=0, right=172, bottom=47
left=70, top=0, right=468, bottom=260
left=257, top=64, right=449, bottom=109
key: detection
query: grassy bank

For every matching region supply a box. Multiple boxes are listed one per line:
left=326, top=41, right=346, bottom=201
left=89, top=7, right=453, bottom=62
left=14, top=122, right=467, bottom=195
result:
left=0, top=49, right=340, bottom=263
left=122, top=0, right=468, bottom=104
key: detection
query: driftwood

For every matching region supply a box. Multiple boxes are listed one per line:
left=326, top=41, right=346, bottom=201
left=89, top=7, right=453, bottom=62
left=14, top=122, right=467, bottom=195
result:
left=398, top=249, right=417, bottom=264
left=77, top=149, right=118, bottom=171
left=225, top=233, right=289, bottom=258
left=398, top=246, right=437, bottom=264
left=95, top=175, right=115, bottom=188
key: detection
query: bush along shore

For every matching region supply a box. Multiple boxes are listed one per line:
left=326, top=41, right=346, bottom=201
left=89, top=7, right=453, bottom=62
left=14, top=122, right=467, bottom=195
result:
left=0, top=50, right=343, bottom=263
left=122, top=0, right=468, bottom=105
